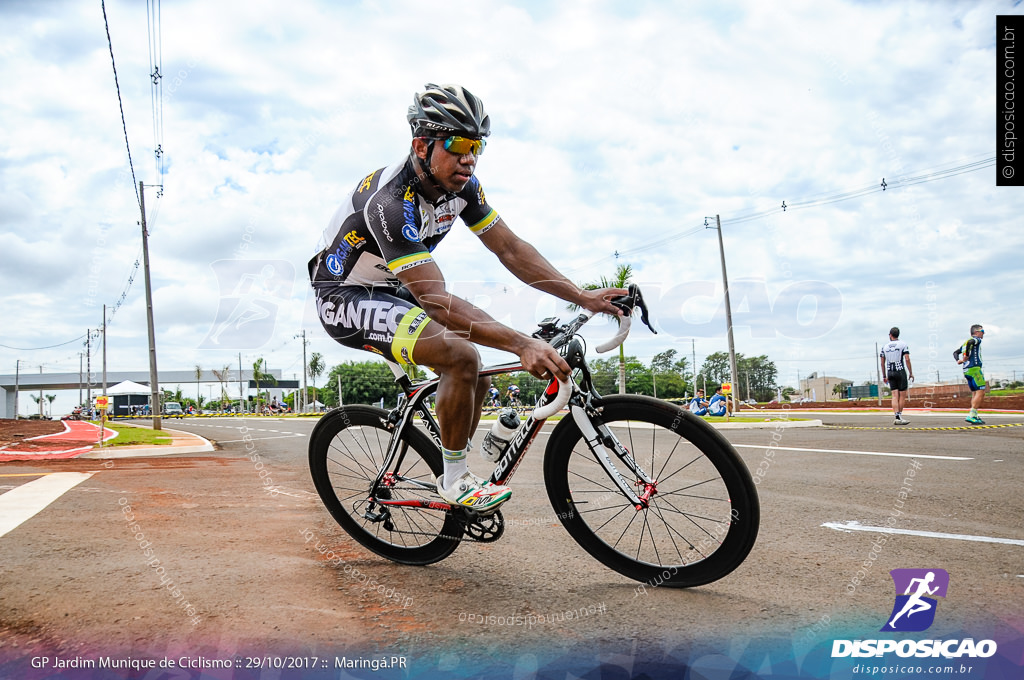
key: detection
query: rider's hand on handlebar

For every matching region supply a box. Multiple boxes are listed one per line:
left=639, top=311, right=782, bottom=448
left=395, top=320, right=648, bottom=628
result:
left=578, top=287, right=629, bottom=318
left=519, top=337, right=571, bottom=382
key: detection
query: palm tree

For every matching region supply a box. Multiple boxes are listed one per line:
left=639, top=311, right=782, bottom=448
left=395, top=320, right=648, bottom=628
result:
left=568, top=263, right=633, bottom=394
left=308, top=352, right=325, bottom=412
left=252, top=357, right=276, bottom=413
left=212, top=364, right=232, bottom=411
left=46, top=394, right=57, bottom=417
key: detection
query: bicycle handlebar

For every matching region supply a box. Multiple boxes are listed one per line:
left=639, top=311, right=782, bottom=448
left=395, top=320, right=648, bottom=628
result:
left=593, top=283, right=656, bottom=353
left=532, top=378, right=572, bottom=420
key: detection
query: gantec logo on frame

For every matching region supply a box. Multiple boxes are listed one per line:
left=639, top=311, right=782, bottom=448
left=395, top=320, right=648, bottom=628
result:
left=831, top=568, right=997, bottom=659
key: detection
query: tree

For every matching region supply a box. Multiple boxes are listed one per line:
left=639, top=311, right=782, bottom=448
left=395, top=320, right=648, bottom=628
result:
left=650, top=349, right=689, bottom=399
left=212, top=364, right=232, bottom=411
left=698, top=352, right=779, bottom=402
left=194, top=364, right=203, bottom=408
left=46, top=394, right=57, bottom=416
left=252, top=357, right=276, bottom=412
left=569, top=263, right=632, bottom=394
left=308, top=352, right=325, bottom=412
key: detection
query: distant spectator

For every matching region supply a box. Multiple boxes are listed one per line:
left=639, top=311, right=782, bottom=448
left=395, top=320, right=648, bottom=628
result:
left=708, top=387, right=728, bottom=416
left=689, top=389, right=709, bottom=416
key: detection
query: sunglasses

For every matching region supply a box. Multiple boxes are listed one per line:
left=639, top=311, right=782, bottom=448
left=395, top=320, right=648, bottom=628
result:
left=430, top=136, right=486, bottom=156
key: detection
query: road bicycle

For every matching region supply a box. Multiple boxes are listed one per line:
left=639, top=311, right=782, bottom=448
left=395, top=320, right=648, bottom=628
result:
left=309, top=285, right=759, bottom=587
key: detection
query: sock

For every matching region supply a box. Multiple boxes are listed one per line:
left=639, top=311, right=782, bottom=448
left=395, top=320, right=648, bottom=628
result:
left=442, top=446, right=468, bottom=488
left=969, top=408, right=978, bottom=418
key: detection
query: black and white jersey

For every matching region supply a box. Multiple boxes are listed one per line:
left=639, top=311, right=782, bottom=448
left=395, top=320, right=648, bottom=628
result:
left=309, top=156, right=499, bottom=290
left=880, top=340, right=910, bottom=373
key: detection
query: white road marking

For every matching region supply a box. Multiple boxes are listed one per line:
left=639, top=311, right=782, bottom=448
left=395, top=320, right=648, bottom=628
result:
left=822, top=520, right=1024, bottom=546
left=733, top=443, right=971, bottom=461
left=217, top=433, right=305, bottom=443
left=0, top=472, right=95, bottom=539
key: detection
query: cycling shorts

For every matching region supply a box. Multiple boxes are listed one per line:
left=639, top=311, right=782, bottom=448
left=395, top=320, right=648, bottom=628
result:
left=314, top=285, right=432, bottom=365
left=887, top=369, right=909, bottom=392
left=963, top=366, right=986, bottom=391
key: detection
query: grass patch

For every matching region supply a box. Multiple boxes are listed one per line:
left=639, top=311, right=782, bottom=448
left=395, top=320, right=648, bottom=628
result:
left=91, top=421, right=173, bottom=446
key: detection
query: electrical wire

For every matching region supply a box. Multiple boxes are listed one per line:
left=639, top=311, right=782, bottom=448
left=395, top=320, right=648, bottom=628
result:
left=101, top=0, right=140, bottom=209
left=0, top=335, right=88, bottom=351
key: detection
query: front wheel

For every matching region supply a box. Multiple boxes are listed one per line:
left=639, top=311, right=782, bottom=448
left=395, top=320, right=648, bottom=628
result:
left=308, top=406, right=462, bottom=565
left=544, top=396, right=759, bottom=587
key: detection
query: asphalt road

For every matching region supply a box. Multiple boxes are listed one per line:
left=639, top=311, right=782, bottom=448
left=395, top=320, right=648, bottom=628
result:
left=1, top=410, right=1022, bottom=677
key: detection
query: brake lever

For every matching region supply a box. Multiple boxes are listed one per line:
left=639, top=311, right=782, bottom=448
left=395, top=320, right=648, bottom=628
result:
left=631, top=285, right=657, bottom=334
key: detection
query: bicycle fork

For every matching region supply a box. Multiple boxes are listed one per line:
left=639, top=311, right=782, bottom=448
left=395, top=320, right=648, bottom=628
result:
left=570, top=402, right=658, bottom=510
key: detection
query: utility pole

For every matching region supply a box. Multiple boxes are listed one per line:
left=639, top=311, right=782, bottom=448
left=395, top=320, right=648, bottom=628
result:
left=140, top=181, right=162, bottom=430
left=691, top=339, right=697, bottom=399
left=238, top=353, right=244, bottom=413
left=86, top=328, right=92, bottom=409
left=295, top=330, right=308, bottom=413
left=102, top=304, right=108, bottom=396
left=711, top=215, right=740, bottom=413
left=14, top=359, right=20, bottom=419
left=875, top=343, right=882, bottom=406
left=78, top=353, right=83, bottom=406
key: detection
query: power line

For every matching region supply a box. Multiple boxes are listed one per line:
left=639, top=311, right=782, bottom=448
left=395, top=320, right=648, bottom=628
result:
left=101, top=0, right=140, bottom=209
left=572, top=153, right=996, bottom=274
left=0, top=335, right=88, bottom=351
left=147, top=0, right=165, bottom=195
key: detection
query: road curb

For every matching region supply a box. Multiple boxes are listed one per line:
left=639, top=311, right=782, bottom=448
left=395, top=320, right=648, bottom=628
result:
left=78, top=424, right=214, bottom=459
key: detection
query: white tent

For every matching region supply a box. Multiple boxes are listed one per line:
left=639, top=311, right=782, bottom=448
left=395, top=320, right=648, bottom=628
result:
left=107, top=380, right=151, bottom=395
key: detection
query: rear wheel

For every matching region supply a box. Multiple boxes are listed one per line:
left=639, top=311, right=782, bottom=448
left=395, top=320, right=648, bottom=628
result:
left=308, top=406, right=461, bottom=565
left=544, top=396, right=758, bottom=587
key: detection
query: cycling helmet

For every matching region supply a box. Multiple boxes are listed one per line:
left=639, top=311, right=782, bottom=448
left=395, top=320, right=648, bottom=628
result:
left=408, top=83, right=490, bottom=139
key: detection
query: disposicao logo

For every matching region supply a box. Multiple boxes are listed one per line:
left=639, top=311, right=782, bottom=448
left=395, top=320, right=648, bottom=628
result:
left=881, top=568, right=949, bottom=632
left=831, top=568, right=998, bottom=659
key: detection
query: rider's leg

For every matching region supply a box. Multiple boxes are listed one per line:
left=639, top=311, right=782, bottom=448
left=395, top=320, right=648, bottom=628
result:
left=410, top=329, right=488, bottom=486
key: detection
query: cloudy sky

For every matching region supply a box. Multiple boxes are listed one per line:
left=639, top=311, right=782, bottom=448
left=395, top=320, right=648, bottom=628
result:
left=1, top=0, right=1021, bottom=414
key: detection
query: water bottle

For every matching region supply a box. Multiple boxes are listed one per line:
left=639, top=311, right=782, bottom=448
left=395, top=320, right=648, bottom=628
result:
left=481, top=408, right=521, bottom=463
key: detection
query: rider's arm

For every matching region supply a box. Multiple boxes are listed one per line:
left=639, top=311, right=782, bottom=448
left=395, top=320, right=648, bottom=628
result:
left=397, top=261, right=570, bottom=380
left=478, top=219, right=626, bottom=316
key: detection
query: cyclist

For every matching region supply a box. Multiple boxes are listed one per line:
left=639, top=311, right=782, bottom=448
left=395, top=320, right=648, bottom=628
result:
left=880, top=326, right=914, bottom=425
left=955, top=324, right=986, bottom=425
left=309, top=83, right=625, bottom=514
left=506, top=384, right=521, bottom=408
left=486, top=386, right=500, bottom=408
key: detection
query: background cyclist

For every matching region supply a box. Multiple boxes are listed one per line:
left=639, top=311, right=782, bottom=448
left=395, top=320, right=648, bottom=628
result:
left=506, top=384, right=521, bottom=409
left=880, top=326, right=914, bottom=425
left=309, top=83, right=625, bottom=514
left=956, top=324, right=986, bottom=425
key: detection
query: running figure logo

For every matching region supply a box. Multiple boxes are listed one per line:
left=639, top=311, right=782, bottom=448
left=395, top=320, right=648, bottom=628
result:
left=199, top=260, right=294, bottom=349
left=881, top=568, right=949, bottom=632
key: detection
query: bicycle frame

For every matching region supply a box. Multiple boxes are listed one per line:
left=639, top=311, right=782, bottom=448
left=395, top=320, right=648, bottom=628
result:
left=367, top=322, right=657, bottom=517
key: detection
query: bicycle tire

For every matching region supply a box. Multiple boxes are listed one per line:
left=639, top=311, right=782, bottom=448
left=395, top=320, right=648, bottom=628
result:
left=308, top=406, right=462, bottom=565
left=544, top=395, right=759, bottom=587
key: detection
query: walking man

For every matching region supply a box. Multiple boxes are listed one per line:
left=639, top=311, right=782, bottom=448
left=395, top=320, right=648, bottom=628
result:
left=955, top=324, right=986, bottom=425
left=880, top=327, right=914, bottom=425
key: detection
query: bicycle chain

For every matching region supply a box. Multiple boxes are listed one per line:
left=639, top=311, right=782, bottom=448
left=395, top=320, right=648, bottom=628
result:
left=371, top=510, right=505, bottom=544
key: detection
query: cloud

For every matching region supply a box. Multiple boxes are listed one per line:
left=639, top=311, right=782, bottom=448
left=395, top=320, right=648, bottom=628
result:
left=1, top=0, right=1019, bottom=416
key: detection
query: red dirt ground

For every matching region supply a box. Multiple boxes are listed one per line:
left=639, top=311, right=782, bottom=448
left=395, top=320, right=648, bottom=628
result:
left=746, top=393, right=1024, bottom=411
left=0, top=419, right=64, bottom=447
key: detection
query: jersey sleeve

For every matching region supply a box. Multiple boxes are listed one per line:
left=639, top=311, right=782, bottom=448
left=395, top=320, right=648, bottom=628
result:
left=365, top=183, right=435, bottom=276
left=458, top=176, right=500, bottom=236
